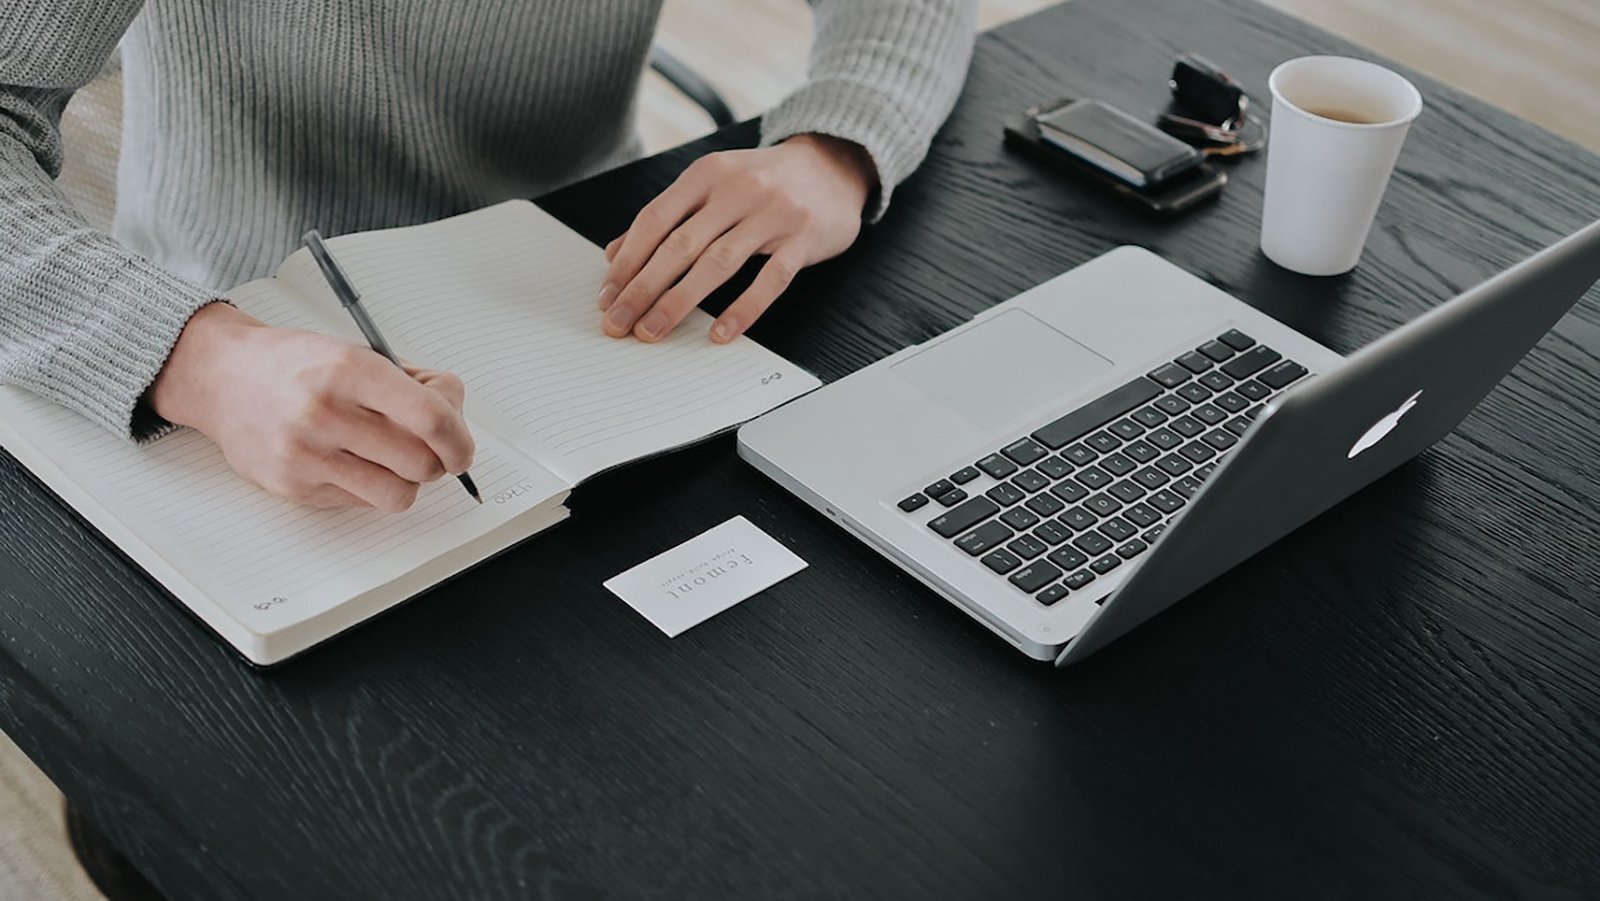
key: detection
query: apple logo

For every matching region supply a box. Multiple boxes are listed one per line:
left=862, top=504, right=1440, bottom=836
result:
left=1349, top=389, right=1423, bottom=459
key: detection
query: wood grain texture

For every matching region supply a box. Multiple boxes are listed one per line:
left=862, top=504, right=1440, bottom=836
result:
left=3, top=0, right=1599, bottom=898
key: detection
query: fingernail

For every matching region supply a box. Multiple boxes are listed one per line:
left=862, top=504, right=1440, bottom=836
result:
left=604, top=302, right=634, bottom=335
left=596, top=283, right=619, bottom=311
left=637, top=310, right=668, bottom=340
left=711, top=319, right=735, bottom=343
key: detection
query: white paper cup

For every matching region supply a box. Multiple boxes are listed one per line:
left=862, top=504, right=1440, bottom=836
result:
left=1259, top=56, right=1423, bottom=276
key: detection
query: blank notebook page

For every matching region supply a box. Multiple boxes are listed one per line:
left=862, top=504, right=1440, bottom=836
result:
left=275, top=200, right=820, bottom=486
left=0, top=278, right=562, bottom=641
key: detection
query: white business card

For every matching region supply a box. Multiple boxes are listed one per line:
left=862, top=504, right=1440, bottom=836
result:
left=603, top=516, right=807, bottom=637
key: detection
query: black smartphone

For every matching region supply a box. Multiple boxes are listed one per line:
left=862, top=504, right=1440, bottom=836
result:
left=1003, top=98, right=1227, bottom=215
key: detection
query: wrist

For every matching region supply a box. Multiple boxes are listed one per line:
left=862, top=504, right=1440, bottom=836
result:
left=147, top=301, right=264, bottom=431
left=784, top=133, right=878, bottom=211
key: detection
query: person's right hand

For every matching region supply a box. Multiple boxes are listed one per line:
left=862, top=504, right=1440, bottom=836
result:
left=147, top=302, right=475, bottom=512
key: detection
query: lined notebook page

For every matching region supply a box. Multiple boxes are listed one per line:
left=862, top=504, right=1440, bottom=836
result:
left=0, top=278, right=563, bottom=645
left=275, top=200, right=820, bottom=486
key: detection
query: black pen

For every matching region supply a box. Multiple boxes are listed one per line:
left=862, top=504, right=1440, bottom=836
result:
left=301, top=229, right=483, bottom=504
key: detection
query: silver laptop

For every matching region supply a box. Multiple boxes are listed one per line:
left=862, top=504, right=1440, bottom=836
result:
left=737, top=223, right=1600, bottom=665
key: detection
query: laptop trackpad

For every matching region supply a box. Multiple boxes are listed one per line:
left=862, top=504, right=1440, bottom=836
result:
left=891, top=310, right=1114, bottom=430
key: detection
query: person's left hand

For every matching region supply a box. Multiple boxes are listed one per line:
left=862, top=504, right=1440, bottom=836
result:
left=597, top=133, right=876, bottom=344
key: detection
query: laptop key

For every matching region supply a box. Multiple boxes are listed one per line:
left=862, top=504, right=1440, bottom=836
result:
left=1048, top=546, right=1089, bottom=570
left=1116, top=538, right=1150, bottom=559
left=898, top=493, right=929, bottom=512
left=1258, top=359, right=1308, bottom=389
left=1148, top=362, right=1191, bottom=388
left=1221, top=345, right=1281, bottom=379
left=1098, top=516, right=1136, bottom=542
left=1149, top=489, right=1185, bottom=513
left=1195, top=462, right=1217, bottom=480
left=1202, top=429, right=1238, bottom=450
left=1075, top=465, right=1112, bottom=490
left=1007, top=534, right=1049, bottom=560
left=1192, top=404, right=1227, bottom=426
left=976, top=453, right=1019, bottom=479
left=1141, top=525, right=1167, bottom=543
left=950, top=466, right=980, bottom=485
left=1109, top=418, right=1145, bottom=440
left=935, top=488, right=968, bottom=506
left=1156, top=454, right=1193, bottom=476
left=956, top=520, right=1014, bottom=555
left=1197, top=339, right=1236, bottom=362
left=1000, top=506, right=1040, bottom=531
left=1235, top=380, right=1271, bottom=402
left=924, top=479, right=954, bottom=499
left=1173, top=476, right=1203, bottom=498
left=1154, top=395, right=1191, bottom=415
left=1009, top=560, right=1063, bottom=593
left=1177, top=382, right=1212, bottom=404
left=1176, top=351, right=1213, bottom=374
left=1133, top=466, right=1169, bottom=489
left=1073, top=531, right=1113, bottom=555
left=1179, top=441, right=1216, bottom=463
left=1199, top=370, right=1235, bottom=392
left=1058, top=506, right=1098, bottom=531
left=1031, top=377, right=1163, bottom=449
left=1026, top=492, right=1066, bottom=517
left=1012, top=469, right=1050, bottom=493
left=1085, top=431, right=1121, bottom=454
left=1146, top=427, right=1183, bottom=450
left=1036, top=582, right=1071, bottom=606
left=1214, top=391, right=1249, bottom=413
left=1108, top=481, right=1146, bottom=503
left=1131, top=405, right=1168, bottom=427
left=1064, top=569, right=1097, bottom=590
left=986, top=483, right=1026, bottom=506
left=1218, top=329, right=1256, bottom=351
left=1245, top=404, right=1265, bottom=420
left=1061, top=443, right=1098, bottom=466
left=1224, top=416, right=1252, bottom=436
left=1002, top=437, right=1048, bottom=466
left=929, top=496, right=1001, bottom=538
left=1050, top=480, right=1089, bottom=504
left=982, top=548, right=1023, bottom=574
left=1123, top=439, right=1160, bottom=463
left=1036, top=455, right=1074, bottom=479
left=1090, top=554, right=1122, bottom=575
left=1099, top=453, right=1136, bottom=477
left=1169, top=415, right=1205, bottom=438
left=1123, top=502, right=1161, bottom=527
left=1033, top=520, right=1073, bottom=545
left=1084, top=493, right=1123, bottom=516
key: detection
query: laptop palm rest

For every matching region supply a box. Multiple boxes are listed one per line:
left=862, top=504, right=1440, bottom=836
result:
left=890, top=310, right=1114, bottom=429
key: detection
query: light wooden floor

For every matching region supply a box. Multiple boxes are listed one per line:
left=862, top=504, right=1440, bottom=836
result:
left=7, top=1, right=1598, bottom=897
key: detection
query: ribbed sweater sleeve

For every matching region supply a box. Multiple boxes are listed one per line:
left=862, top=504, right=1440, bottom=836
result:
left=759, top=0, right=978, bottom=221
left=0, top=1, right=217, bottom=441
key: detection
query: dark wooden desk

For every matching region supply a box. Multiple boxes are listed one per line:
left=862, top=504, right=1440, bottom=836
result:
left=4, top=0, right=1599, bottom=897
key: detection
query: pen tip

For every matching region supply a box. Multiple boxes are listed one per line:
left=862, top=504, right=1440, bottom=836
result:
left=458, top=472, right=483, bottom=504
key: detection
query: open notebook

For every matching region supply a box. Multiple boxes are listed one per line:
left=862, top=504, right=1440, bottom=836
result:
left=0, top=200, right=819, bottom=665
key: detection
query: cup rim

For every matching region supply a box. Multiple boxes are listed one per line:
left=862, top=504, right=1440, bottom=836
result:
left=1268, top=55, right=1423, bottom=130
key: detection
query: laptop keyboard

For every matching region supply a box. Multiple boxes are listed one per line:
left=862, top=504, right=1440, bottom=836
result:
left=896, top=329, right=1308, bottom=608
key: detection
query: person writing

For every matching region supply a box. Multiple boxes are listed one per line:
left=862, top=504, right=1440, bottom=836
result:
left=0, top=1, right=977, bottom=511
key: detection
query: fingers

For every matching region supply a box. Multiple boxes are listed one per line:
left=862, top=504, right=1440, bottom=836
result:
left=321, top=449, right=422, bottom=513
left=331, top=406, right=448, bottom=484
left=629, top=223, right=765, bottom=342
left=350, top=356, right=476, bottom=475
left=710, top=251, right=803, bottom=343
left=602, top=203, right=743, bottom=337
left=405, top=364, right=466, bottom=411
left=600, top=169, right=708, bottom=311
left=299, top=484, right=372, bottom=509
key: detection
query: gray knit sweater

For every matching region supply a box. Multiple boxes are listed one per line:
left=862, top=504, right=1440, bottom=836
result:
left=0, top=1, right=975, bottom=439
